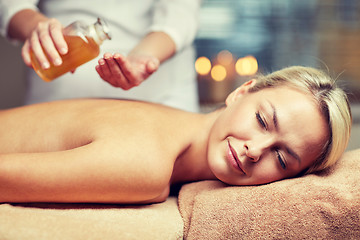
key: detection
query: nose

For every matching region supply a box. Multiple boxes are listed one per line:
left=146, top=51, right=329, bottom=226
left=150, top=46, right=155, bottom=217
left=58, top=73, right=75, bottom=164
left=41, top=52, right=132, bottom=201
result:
left=244, top=136, right=274, bottom=162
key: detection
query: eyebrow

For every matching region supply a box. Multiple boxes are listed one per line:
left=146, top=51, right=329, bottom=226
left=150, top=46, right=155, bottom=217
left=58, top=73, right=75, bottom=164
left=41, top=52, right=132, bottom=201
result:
left=269, top=101, right=302, bottom=164
left=271, top=103, right=278, bottom=130
left=286, top=147, right=301, bottom=164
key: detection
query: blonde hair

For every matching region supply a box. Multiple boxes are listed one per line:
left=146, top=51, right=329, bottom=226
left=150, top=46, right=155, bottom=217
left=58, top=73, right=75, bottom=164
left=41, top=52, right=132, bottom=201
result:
left=249, top=66, right=352, bottom=173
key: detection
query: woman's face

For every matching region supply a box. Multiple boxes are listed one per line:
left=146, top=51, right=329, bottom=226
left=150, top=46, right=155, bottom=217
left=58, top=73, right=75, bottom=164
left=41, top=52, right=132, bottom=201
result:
left=207, top=82, right=329, bottom=185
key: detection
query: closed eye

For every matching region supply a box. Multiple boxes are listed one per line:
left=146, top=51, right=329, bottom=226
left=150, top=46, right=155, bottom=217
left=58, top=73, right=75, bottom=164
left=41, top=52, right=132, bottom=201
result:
left=256, top=111, right=268, bottom=130
left=276, top=149, right=287, bottom=169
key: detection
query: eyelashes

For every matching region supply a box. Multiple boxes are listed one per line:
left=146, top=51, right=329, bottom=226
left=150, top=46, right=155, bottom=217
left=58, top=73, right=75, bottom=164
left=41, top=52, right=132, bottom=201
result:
left=255, top=111, right=267, bottom=130
left=276, top=150, right=287, bottom=169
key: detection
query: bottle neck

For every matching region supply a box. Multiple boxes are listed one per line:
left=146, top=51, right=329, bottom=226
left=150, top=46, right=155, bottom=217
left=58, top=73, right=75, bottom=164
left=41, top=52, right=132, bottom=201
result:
left=89, top=18, right=111, bottom=45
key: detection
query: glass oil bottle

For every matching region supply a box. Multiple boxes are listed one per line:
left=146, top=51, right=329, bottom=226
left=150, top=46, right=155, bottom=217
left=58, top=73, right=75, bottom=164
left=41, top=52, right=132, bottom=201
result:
left=30, top=18, right=111, bottom=82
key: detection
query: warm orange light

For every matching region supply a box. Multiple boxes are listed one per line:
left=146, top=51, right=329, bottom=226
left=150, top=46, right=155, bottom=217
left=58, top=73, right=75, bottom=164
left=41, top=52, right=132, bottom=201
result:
left=195, top=56, right=212, bottom=75
left=211, top=65, right=227, bottom=81
left=217, top=50, right=233, bottom=65
left=235, top=56, right=258, bottom=76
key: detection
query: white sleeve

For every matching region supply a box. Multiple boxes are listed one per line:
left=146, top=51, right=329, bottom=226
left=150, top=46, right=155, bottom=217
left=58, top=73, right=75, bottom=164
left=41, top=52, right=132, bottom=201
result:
left=149, top=0, right=202, bottom=52
left=0, top=0, right=39, bottom=37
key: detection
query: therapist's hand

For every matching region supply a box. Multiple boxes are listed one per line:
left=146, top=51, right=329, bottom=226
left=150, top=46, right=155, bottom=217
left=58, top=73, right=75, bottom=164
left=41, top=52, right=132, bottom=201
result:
left=95, top=52, right=160, bottom=90
left=21, top=18, right=68, bottom=69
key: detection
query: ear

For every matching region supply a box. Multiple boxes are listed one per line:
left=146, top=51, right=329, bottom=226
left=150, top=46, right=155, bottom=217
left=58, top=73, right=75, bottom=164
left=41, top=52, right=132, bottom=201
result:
left=225, top=79, right=257, bottom=106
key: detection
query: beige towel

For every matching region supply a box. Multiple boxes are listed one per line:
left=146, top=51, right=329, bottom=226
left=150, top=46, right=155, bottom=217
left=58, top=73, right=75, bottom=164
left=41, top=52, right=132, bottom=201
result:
left=0, top=197, right=183, bottom=240
left=179, top=149, right=360, bottom=240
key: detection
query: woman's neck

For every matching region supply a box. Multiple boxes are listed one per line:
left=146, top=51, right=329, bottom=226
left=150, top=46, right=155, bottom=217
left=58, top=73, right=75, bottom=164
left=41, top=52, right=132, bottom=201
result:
left=170, top=109, right=223, bottom=184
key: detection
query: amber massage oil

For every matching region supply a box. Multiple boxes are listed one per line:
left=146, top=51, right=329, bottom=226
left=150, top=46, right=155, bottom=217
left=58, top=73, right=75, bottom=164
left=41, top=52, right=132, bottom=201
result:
left=30, top=18, right=111, bottom=82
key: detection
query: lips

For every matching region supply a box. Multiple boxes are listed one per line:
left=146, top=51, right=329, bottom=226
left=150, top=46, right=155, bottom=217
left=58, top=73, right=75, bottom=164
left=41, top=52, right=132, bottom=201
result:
left=227, top=139, right=246, bottom=175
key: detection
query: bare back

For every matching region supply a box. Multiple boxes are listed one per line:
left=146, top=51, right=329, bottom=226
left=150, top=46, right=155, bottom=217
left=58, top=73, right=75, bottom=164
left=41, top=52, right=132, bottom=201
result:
left=0, top=99, right=198, bottom=203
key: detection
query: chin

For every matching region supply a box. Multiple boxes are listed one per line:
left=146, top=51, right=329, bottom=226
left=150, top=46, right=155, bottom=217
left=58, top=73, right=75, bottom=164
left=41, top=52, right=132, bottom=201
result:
left=212, top=171, right=241, bottom=186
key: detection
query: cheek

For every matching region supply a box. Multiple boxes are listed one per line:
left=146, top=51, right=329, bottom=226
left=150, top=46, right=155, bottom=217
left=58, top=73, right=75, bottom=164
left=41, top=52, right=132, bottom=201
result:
left=223, top=113, right=254, bottom=139
left=213, top=100, right=255, bottom=139
left=207, top=136, right=226, bottom=168
left=248, top=160, right=286, bottom=184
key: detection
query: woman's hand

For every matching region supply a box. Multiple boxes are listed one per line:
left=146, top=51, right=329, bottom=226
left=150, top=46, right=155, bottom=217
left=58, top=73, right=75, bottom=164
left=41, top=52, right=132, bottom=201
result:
left=21, top=18, right=67, bottom=69
left=95, top=52, right=160, bottom=90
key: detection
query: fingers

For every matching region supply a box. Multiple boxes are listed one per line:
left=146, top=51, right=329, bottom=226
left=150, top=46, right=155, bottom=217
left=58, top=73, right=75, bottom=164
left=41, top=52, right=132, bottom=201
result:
left=95, top=53, right=159, bottom=90
left=29, top=28, right=50, bottom=69
left=21, top=41, right=33, bottom=67
left=96, top=56, right=116, bottom=84
left=114, top=53, right=140, bottom=85
left=146, top=58, right=160, bottom=74
left=96, top=53, right=129, bottom=89
left=96, top=53, right=135, bottom=90
left=28, top=18, right=66, bottom=69
left=48, top=18, right=68, bottom=55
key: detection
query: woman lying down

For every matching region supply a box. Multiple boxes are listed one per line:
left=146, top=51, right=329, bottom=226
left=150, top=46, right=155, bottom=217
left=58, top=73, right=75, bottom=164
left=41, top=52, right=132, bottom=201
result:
left=0, top=66, right=352, bottom=204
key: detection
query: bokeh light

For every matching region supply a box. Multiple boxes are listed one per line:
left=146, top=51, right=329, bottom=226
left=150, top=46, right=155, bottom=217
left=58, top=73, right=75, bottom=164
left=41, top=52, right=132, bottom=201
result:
left=195, top=56, right=212, bottom=75
left=211, top=65, right=227, bottom=81
left=235, top=56, right=258, bottom=76
left=217, top=50, right=233, bottom=66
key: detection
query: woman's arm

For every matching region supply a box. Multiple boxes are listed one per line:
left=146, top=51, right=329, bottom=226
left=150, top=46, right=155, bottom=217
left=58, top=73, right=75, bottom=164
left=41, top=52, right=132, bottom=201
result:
left=7, top=9, right=46, bottom=41
left=128, top=31, right=176, bottom=65
left=95, top=0, right=202, bottom=90
left=150, top=0, right=202, bottom=52
left=0, top=139, right=171, bottom=204
left=0, top=0, right=38, bottom=37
